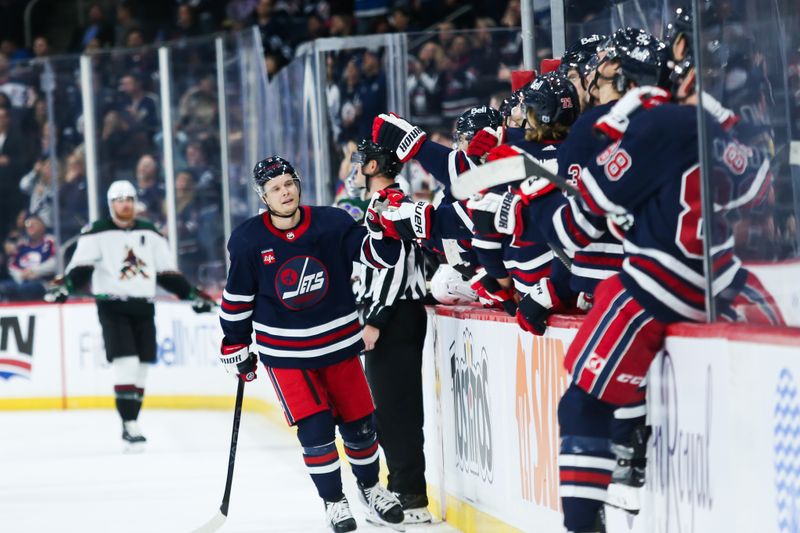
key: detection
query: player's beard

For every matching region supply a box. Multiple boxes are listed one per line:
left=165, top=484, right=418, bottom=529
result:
left=267, top=195, right=300, bottom=219
left=111, top=204, right=135, bottom=227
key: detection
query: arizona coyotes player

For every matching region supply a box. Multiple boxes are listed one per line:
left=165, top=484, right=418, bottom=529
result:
left=218, top=156, right=406, bottom=532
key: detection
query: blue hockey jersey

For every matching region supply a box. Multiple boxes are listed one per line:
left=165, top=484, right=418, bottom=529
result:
left=219, top=206, right=401, bottom=369
left=579, top=103, right=769, bottom=322
left=471, top=139, right=558, bottom=294
left=519, top=101, right=625, bottom=296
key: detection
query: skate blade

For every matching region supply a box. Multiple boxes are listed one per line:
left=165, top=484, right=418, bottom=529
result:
left=403, top=509, right=433, bottom=525
left=364, top=513, right=406, bottom=532
left=123, top=441, right=146, bottom=454
left=605, top=483, right=640, bottom=514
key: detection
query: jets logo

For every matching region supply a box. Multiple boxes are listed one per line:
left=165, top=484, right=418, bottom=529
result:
left=275, top=256, right=329, bottom=310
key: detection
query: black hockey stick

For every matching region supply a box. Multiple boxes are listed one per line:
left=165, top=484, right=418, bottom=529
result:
left=190, top=379, right=246, bottom=533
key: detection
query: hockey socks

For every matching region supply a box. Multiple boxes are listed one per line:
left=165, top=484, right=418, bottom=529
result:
left=340, top=416, right=381, bottom=487
left=298, top=412, right=343, bottom=502
left=112, top=357, right=147, bottom=422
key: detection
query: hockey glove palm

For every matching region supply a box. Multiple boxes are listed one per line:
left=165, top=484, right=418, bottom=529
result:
left=220, top=341, right=258, bottom=382
left=516, top=278, right=560, bottom=335
left=466, top=127, right=506, bottom=160
left=470, top=272, right=517, bottom=316
left=372, top=113, right=426, bottom=162
left=593, top=86, right=671, bottom=141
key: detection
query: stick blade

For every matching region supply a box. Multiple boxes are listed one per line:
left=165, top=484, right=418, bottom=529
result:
left=450, top=156, right=530, bottom=199
left=189, top=510, right=227, bottom=533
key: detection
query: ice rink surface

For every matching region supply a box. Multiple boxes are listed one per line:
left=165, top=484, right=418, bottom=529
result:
left=0, top=409, right=460, bottom=533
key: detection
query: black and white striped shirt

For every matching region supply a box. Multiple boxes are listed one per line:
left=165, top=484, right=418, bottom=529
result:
left=358, top=239, right=427, bottom=329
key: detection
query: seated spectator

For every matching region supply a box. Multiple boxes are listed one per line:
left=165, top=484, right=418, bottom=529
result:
left=32, top=37, right=50, bottom=59
left=0, top=52, right=31, bottom=109
left=114, top=3, right=140, bottom=48
left=175, top=169, right=202, bottom=282
left=134, top=154, right=165, bottom=225
left=169, top=4, right=203, bottom=40
left=0, top=106, right=29, bottom=239
left=338, top=58, right=362, bottom=144
left=118, top=73, right=159, bottom=140
left=357, top=49, right=386, bottom=140
left=0, top=214, right=56, bottom=302
left=69, top=2, right=112, bottom=52
left=177, top=77, right=217, bottom=140
left=19, top=155, right=54, bottom=229
left=59, top=151, right=89, bottom=241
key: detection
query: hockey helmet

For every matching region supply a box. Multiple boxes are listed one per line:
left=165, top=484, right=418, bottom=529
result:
left=252, top=156, right=301, bottom=195
left=107, top=179, right=137, bottom=206
left=520, top=71, right=580, bottom=128
left=353, top=139, right=403, bottom=179
left=588, top=28, right=671, bottom=93
left=454, top=105, right=502, bottom=142
left=560, top=33, right=606, bottom=86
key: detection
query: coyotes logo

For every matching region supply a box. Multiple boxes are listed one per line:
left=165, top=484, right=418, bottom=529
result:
left=119, top=247, right=149, bottom=280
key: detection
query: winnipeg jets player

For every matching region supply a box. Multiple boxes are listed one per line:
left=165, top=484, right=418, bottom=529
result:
left=218, top=156, right=406, bottom=532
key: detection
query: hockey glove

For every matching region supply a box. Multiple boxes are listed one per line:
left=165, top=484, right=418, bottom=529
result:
left=593, top=86, right=671, bottom=141
left=190, top=289, right=216, bottom=314
left=219, top=341, right=258, bottom=382
left=44, top=284, right=69, bottom=303
left=466, top=191, right=525, bottom=238
left=516, top=278, right=560, bottom=335
left=380, top=199, right=433, bottom=240
left=466, top=127, right=506, bottom=160
left=365, top=192, right=388, bottom=239
left=372, top=113, right=426, bottom=162
left=470, top=272, right=517, bottom=316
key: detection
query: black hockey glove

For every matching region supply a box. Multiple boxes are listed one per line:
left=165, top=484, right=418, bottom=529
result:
left=191, top=289, right=216, bottom=314
left=516, top=278, right=560, bottom=335
left=44, top=277, right=70, bottom=303
left=219, top=341, right=258, bottom=382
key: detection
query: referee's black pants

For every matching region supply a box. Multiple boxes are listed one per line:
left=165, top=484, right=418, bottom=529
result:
left=364, top=299, right=427, bottom=499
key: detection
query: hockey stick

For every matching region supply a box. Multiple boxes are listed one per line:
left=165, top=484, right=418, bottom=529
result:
left=450, top=153, right=580, bottom=200
left=190, top=378, right=246, bottom=533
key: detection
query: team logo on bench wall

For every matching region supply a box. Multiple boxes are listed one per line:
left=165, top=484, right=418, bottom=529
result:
left=275, top=256, right=329, bottom=310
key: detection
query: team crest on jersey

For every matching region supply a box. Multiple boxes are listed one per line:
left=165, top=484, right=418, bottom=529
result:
left=119, top=247, right=149, bottom=280
left=261, top=248, right=276, bottom=264
left=275, top=256, right=328, bottom=310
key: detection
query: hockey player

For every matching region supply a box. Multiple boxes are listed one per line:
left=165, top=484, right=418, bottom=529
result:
left=553, top=27, right=782, bottom=533
left=218, top=156, right=405, bottom=532
left=46, top=180, right=216, bottom=450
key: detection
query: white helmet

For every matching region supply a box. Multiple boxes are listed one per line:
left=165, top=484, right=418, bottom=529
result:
left=430, top=264, right=477, bottom=305
left=107, top=180, right=137, bottom=207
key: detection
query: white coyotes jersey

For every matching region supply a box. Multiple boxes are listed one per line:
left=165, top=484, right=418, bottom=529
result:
left=66, top=218, right=176, bottom=299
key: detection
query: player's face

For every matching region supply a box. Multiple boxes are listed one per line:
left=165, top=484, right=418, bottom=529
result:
left=566, top=68, right=588, bottom=111
left=263, top=174, right=300, bottom=215
left=111, top=197, right=135, bottom=222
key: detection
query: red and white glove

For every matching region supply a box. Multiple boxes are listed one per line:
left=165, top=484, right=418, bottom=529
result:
left=219, top=341, right=258, bottom=382
left=365, top=192, right=388, bottom=239
left=593, top=86, right=671, bottom=141
left=466, top=191, right=525, bottom=237
left=699, top=91, right=739, bottom=130
left=372, top=113, right=427, bottom=162
left=516, top=278, right=560, bottom=335
left=378, top=189, right=433, bottom=240
left=467, top=126, right=506, bottom=160
left=470, top=272, right=517, bottom=316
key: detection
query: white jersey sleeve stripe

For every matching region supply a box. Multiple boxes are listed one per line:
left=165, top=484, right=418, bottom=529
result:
left=222, top=289, right=255, bottom=302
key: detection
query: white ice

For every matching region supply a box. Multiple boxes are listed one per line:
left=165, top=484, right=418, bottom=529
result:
left=0, top=409, right=461, bottom=533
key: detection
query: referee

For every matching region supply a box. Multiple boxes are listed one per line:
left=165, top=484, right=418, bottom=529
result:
left=351, top=140, right=431, bottom=524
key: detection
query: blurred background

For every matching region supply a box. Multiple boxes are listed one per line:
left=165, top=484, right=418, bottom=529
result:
left=0, top=0, right=796, bottom=308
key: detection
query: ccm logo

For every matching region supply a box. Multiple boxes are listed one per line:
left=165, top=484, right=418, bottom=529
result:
left=617, top=373, right=644, bottom=385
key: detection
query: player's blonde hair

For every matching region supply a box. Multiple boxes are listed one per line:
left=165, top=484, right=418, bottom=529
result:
left=524, top=107, right=571, bottom=143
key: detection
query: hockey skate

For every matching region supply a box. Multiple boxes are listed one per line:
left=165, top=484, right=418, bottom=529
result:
left=605, top=426, right=651, bottom=514
left=358, top=482, right=405, bottom=531
left=324, top=495, right=357, bottom=533
left=396, top=493, right=433, bottom=524
left=122, top=420, right=147, bottom=452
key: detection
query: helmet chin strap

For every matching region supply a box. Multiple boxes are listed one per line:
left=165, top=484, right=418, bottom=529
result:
left=263, top=195, right=300, bottom=219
